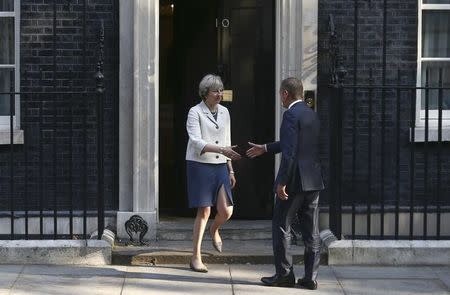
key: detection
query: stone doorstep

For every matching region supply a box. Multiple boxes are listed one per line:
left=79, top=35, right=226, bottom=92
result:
left=157, top=218, right=273, bottom=241
left=328, top=240, right=450, bottom=265
left=0, top=240, right=112, bottom=265
left=111, top=239, right=328, bottom=266
left=156, top=228, right=273, bottom=241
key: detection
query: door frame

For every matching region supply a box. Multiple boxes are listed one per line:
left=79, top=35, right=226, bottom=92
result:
left=117, top=0, right=318, bottom=235
left=274, top=0, right=318, bottom=169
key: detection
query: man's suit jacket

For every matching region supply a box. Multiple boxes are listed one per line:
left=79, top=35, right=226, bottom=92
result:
left=267, top=101, right=324, bottom=193
left=185, top=100, right=231, bottom=164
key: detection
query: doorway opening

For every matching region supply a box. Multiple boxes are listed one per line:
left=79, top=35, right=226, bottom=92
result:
left=159, top=0, right=276, bottom=219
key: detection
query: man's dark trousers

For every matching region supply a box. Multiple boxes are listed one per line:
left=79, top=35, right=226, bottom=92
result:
left=272, top=190, right=320, bottom=280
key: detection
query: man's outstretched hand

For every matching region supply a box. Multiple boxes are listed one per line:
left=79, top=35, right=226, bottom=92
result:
left=246, top=142, right=266, bottom=158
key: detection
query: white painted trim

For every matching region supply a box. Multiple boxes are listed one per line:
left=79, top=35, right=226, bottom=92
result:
left=14, top=0, right=20, bottom=129
left=118, top=0, right=134, bottom=212
left=416, top=0, right=423, bottom=126
left=274, top=0, right=318, bottom=174
left=0, top=128, right=23, bottom=144
left=0, top=0, right=20, bottom=130
left=416, top=0, right=450, bottom=128
left=422, top=4, right=450, bottom=10
left=132, top=0, right=159, bottom=222
left=0, top=116, right=16, bottom=126
left=419, top=110, right=450, bottom=121
left=155, top=1, right=160, bottom=223
left=275, top=0, right=281, bottom=175
left=0, top=12, right=14, bottom=17
left=421, top=58, right=450, bottom=61
left=301, top=0, right=318, bottom=93
left=410, top=126, right=450, bottom=142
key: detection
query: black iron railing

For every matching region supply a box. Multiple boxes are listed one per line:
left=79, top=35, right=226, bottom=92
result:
left=327, top=12, right=450, bottom=240
left=328, top=79, right=450, bottom=240
left=0, top=24, right=107, bottom=240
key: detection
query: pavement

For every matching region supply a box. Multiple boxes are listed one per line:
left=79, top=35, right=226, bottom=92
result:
left=0, top=264, right=448, bottom=294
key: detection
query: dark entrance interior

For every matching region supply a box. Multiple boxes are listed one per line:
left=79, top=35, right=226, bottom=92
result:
left=159, top=0, right=275, bottom=219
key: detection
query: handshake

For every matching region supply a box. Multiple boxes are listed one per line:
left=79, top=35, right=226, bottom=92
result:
left=222, top=142, right=266, bottom=161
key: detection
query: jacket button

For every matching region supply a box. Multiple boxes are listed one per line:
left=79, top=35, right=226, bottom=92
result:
left=215, top=141, right=219, bottom=144
left=216, top=155, right=219, bottom=159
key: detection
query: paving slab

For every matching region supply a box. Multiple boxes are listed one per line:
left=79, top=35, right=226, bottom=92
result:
left=339, top=279, right=449, bottom=295
left=122, top=265, right=232, bottom=295
left=21, top=265, right=127, bottom=277
left=432, top=267, right=450, bottom=290
left=10, top=273, right=124, bottom=295
left=331, top=266, right=438, bottom=279
left=229, top=265, right=344, bottom=295
left=0, top=265, right=23, bottom=295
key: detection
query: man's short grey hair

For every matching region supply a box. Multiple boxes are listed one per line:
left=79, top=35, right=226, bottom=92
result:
left=280, top=77, right=304, bottom=99
left=199, top=74, right=224, bottom=99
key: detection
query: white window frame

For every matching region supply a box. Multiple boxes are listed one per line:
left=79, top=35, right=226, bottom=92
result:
left=0, top=0, right=20, bottom=130
left=415, top=1, right=450, bottom=141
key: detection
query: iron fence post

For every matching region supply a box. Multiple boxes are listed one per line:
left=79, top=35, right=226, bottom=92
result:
left=328, top=14, right=346, bottom=239
left=95, top=23, right=105, bottom=240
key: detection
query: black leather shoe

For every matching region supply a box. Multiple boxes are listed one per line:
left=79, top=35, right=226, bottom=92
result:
left=297, top=277, right=318, bottom=290
left=261, top=271, right=295, bottom=287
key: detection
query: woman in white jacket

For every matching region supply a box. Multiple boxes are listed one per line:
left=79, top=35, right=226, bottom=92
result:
left=186, top=74, right=241, bottom=272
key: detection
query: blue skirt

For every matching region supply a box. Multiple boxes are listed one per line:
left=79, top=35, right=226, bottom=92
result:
left=186, top=160, right=233, bottom=208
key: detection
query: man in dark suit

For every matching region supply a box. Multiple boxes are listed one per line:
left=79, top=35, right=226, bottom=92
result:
left=247, top=77, right=324, bottom=290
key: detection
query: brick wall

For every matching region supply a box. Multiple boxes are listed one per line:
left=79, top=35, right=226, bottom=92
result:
left=0, top=0, right=118, bottom=211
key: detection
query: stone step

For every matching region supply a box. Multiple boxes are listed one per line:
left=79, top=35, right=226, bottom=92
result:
left=112, top=239, right=328, bottom=266
left=156, top=218, right=273, bottom=241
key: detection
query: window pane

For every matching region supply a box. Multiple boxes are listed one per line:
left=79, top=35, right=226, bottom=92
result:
left=421, top=62, right=450, bottom=110
left=0, top=17, right=14, bottom=64
left=423, top=0, right=450, bottom=3
left=0, top=69, right=14, bottom=116
left=422, top=11, right=450, bottom=58
left=0, top=0, right=13, bottom=11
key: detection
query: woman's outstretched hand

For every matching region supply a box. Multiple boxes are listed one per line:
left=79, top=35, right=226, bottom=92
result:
left=246, top=142, right=266, bottom=158
left=222, top=146, right=242, bottom=161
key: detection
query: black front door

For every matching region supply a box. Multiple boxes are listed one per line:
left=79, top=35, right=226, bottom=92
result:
left=216, top=0, right=275, bottom=218
left=160, top=0, right=275, bottom=219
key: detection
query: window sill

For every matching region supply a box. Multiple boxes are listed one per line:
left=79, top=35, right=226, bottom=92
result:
left=410, top=126, right=450, bottom=142
left=0, top=129, right=24, bottom=145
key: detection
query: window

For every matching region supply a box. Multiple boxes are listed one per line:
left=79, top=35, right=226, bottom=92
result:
left=0, top=0, right=19, bottom=129
left=414, top=0, right=450, bottom=141
left=417, top=0, right=450, bottom=127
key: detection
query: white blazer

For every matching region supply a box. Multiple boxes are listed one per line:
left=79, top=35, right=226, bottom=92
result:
left=185, top=100, right=231, bottom=164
